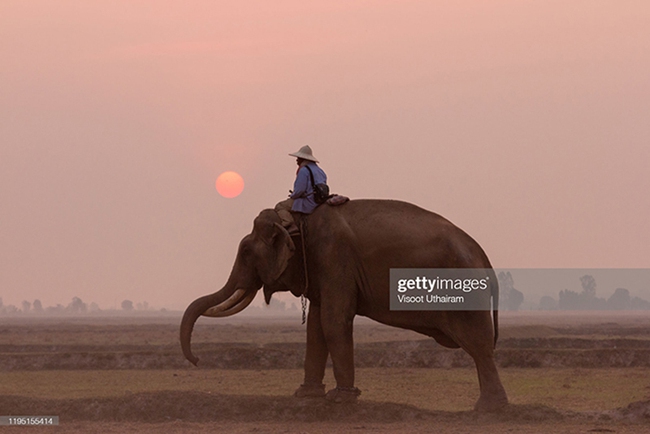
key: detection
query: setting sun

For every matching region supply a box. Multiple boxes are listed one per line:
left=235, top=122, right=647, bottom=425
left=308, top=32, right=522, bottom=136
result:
left=215, top=171, right=244, bottom=198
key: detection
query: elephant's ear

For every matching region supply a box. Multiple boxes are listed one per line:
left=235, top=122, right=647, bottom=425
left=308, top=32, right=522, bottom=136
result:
left=262, top=223, right=295, bottom=283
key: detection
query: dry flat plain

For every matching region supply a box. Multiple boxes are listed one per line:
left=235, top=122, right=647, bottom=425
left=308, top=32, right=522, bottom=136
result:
left=1, top=311, right=649, bottom=433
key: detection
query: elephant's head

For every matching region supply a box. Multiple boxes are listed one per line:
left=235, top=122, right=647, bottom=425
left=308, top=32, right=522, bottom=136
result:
left=180, top=209, right=303, bottom=365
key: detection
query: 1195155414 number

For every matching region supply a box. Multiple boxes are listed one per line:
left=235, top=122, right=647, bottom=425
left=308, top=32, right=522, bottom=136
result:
left=0, top=416, right=59, bottom=426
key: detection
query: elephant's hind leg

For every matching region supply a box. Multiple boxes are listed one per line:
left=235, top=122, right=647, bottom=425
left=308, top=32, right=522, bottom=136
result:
left=471, top=352, right=508, bottom=412
left=449, top=313, right=508, bottom=412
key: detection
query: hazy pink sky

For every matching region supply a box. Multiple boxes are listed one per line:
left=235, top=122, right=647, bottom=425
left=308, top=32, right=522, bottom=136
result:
left=1, top=1, right=649, bottom=309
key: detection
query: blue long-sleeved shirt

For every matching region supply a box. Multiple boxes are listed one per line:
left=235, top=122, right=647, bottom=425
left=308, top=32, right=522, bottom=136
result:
left=290, top=162, right=327, bottom=214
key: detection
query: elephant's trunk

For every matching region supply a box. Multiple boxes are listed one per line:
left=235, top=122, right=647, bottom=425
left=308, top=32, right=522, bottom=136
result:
left=180, top=281, right=240, bottom=366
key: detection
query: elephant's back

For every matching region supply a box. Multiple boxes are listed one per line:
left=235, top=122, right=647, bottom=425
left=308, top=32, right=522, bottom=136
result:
left=323, top=198, right=455, bottom=232
left=342, top=198, right=447, bottom=219
left=316, top=198, right=491, bottom=269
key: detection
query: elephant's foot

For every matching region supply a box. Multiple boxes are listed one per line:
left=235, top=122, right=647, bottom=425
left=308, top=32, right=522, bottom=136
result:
left=325, top=386, right=361, bottom=403
left=294, top=383, right=326, bottom=398
left=473, top=394, right=509, bottom=412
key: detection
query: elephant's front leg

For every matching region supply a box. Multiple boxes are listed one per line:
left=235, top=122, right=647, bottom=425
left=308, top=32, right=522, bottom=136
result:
left=320, top=301, right=361, bottom=403
left=294, top=303, right=328, bottom=398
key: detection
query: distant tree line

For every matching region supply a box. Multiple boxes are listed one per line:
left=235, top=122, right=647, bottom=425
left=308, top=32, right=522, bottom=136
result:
left=0, top=295, right=298, bottom=316
left=4, top=274, right=646, bottom=315
left=491, top=272, right=649, bottom=311
left=541, top=274, right=650, bottom=310
left=0, top=297, right=160, bottom=316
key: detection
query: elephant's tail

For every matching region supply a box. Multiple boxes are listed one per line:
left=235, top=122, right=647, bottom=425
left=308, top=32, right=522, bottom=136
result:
left=490, top=268, right=499, bottom=348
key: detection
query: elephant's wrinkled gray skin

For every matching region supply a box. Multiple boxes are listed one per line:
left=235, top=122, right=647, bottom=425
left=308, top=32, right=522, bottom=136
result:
left=180, top=199, right=509, bottom=411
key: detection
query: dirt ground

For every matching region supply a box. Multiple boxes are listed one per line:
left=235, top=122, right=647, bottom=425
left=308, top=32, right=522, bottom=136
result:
left=1, top=312, right=649, bottom=433
left=4, top=421, right=649, bottom=434
left=1, top=391, right=649, bottom=433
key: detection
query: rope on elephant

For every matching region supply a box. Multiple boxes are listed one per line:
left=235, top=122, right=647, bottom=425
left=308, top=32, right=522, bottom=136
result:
left=299, top=216, right=309, bottom=324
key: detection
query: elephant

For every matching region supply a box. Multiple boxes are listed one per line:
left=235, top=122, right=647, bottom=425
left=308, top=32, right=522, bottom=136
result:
left=180, top=199, right=509, bottom=412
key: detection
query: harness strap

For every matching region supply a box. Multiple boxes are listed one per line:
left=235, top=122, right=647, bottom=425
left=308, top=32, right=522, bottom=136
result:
left=299, top=217, right=309, bottom=324
left=305, top=165, right=317, bottom=196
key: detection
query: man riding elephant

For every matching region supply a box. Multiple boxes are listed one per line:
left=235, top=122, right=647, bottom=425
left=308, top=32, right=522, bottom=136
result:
left=275, top=145, right=328, bottom=236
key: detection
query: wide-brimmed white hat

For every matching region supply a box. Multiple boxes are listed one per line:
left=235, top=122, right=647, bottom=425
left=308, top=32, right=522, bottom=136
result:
left=289, top=145, right=319, bottom=163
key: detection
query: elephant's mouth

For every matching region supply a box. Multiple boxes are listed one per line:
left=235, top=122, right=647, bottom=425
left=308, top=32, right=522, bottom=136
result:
left=201, top=288, right=257, bottom=317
